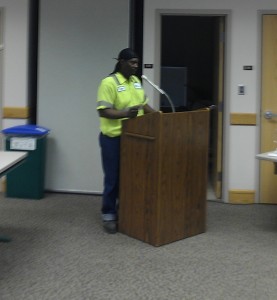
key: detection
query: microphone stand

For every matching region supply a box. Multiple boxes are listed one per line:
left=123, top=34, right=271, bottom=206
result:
left=160, top=90, right=176, bottom=113
left=141, top=75, right=176, bottom=113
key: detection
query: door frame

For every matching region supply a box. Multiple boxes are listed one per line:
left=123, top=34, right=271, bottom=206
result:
left=152, top=9, right=231, bottom=201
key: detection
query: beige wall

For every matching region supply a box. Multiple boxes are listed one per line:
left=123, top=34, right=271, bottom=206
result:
left=37, top=0, right=130, bottom=193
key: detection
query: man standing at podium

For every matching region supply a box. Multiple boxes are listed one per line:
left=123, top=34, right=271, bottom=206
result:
left=96, top=48, right=155, bottom=234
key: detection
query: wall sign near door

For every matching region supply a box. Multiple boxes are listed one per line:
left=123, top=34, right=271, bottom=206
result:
left=243, top=66, right=253, bottom=70
left=144, top=64, right=153, bottom=68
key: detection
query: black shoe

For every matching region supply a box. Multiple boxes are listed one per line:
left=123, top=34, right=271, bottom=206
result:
left=103, top=221, right=117, bottom=234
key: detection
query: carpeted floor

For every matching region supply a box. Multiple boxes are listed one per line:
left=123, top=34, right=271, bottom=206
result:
left=0, top=193, right=277, bottom=300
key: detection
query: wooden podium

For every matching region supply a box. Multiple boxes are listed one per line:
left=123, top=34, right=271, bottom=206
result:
left=118, top=110, right=210, bottom=246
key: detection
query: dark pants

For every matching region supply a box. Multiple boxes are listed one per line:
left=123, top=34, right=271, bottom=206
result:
left=99, top=133, right=120, bottom=221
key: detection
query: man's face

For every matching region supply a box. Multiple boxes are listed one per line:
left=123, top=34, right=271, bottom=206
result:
left=121, top=58, right=139, bottom=77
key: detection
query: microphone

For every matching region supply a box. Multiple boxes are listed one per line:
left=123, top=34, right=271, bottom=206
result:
left=141, top=75, right=175, bottom=113
left=194, top=104, right=217, bottom=112
left=209, top=105, right=217, bottom=110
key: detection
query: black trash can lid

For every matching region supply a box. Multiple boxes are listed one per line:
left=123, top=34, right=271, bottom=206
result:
left=1, top=125, right=50, bottom=136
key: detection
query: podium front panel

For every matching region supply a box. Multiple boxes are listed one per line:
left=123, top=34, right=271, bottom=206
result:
left=119, top=111, right=209, bottom=246
left=119, top=112, right=161, bottom=244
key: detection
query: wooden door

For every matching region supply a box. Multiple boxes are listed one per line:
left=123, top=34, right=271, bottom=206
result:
left=0, top=9, right=3, bottom=150
left=211, top=16, right=225, bottom=199
left=260, top=15, right=277, bottom=203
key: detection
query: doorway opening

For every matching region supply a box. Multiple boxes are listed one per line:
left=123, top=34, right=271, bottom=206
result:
left=160, top=15, right=225, bottom=201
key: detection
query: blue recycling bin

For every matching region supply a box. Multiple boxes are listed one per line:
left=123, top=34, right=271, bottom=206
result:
left=2, top=125, right=50, bottom=199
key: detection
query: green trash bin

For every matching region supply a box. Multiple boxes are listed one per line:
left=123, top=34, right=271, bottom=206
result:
left=2, top=125, right=50, bottom=199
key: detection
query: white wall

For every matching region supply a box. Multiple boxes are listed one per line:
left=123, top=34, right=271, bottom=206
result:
left=143, top=0, right=277, bottom=202
left=0, top=0, right=29, bottom=132
left=37, top=0, right=130, bottom=193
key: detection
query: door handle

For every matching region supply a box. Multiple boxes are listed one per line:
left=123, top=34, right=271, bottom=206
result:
left=264, top=110, right=277, bottom=119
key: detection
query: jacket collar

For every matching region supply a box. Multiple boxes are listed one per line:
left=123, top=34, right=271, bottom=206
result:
left=115, top=72, right=135, bottom=84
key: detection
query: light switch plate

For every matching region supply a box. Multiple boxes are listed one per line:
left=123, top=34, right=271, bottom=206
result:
left=238, top=84, right=245, bottom=95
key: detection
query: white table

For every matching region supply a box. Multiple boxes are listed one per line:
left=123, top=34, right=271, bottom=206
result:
left=0, top=151, right=28, bottom=175
left=256, top=151, right=277, bottom=162
left=256, top=151, right=277, bottom=174
left=0, top=151, right=27, bottom=242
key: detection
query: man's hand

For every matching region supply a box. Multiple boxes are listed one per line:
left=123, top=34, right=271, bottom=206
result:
left=127, top=105, right=139, bottom=118
left=98, top=106, right=140, bottom=119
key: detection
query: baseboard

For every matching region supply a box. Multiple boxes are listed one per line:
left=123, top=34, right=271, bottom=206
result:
left=229, top=189, right=255, bottom=204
